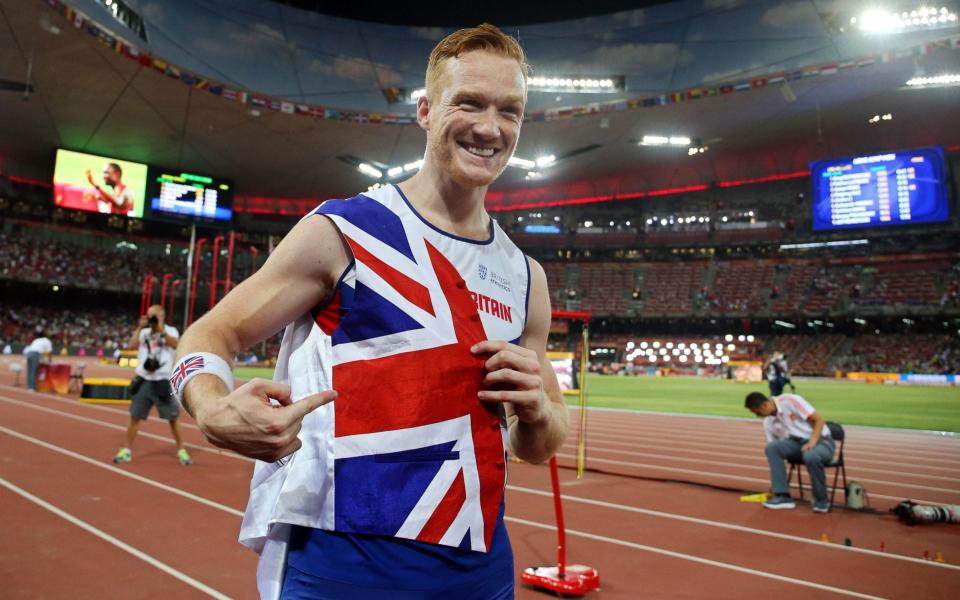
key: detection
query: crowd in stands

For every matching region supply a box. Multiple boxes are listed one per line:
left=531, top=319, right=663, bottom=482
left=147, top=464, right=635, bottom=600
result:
left=545, top=256, right=960, bottom=318
left=1, top=302, right=135, bottom=355
left=0, top=233, right=184, bottom=293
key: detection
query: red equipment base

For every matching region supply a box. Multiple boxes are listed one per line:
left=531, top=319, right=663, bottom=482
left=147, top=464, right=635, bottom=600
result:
left=521, top=565, right=600, bottom=595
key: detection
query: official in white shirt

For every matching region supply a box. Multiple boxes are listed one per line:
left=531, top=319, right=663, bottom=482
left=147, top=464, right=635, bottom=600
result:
left=24, top=329, right=53, bottom=391
left=745, top=391, right=834, bottom=512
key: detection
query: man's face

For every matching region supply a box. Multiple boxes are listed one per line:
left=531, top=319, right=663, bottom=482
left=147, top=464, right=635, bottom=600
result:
left=103, top=165, right=119, bottom=186
left=421, top=51, right=525, bottom=188
left=750, top=400, right=776, bottom=418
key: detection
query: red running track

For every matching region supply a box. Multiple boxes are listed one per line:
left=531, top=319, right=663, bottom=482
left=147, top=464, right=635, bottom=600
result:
left=1, top=362, right=958, bottom=599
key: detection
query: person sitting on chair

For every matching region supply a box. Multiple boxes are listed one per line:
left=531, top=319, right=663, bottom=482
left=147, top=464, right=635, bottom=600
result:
left=745, top=391, right=834, bottom=513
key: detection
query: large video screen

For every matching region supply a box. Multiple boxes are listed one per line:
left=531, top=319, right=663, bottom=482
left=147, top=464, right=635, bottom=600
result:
left=53, top=149, right=147, bottom=218
left=146, top=169, right=233, bottom=222
left=811, top=147, right=950, bottom=231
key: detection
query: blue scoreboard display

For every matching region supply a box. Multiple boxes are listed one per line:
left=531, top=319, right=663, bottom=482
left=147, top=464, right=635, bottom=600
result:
left=811, top=147, right=950, bottom=231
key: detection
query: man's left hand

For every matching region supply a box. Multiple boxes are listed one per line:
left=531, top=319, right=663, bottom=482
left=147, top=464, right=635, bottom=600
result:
left=471, top=340, right=550, bottom=426
left=801, top=440, right=817, bottom=452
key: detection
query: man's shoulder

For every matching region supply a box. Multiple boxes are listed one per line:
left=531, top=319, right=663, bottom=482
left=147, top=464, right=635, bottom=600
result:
left=164, top=325, right=180, bottom=337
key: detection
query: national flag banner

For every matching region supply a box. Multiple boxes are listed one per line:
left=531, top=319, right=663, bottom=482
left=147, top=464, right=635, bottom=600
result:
left=838, top=60, right=855, bottom=70
left=280, top=101, right=294, bottom=114
left=545, top=109, right=560, bottom=121
left=269, top=99, right=283, bottom=111
left=208, top=84, right=224, bottom=96
left=880, top=50, right=895, bottom=63
left=752, top=77, right=768, bottom=88
left=221, top=88, right=238, bottom=101
left=670, top=92, right=683, bottom=103
left=122, top=44, right=140, bottom=60
left=311, top=106, right=326, bottom=118
left=194, top=79, right=209, bottom=90
left=856, top=57, right=875, bottom=68
left=642, top=97, right=657, bottom=107
left=138, top=54, right=152, bottom=67
left=719, top=85, right=734, bottom=95
left=768, top=75, right=786, bottom=85
left=802, top=67, right=819, bottom=78
left=251, top=96, right=268, bottom=108
left=295, top=104, right=312, bottom=115
left=704, top=87, right=718, bottom=97
left=369, top=112, right=383, bottom=123
left=819, top=64, right=838, bottom=75
left=587, top=102, right=600, bottom=113
left=734, top=81, right=752, bottom=92
left=151, top=58, right=168, bottom=73
left=686, top=88, right=703, bottom=100
left=558, top=108, right=573, bottom=119
left=170, top=355, right=205, bottom=393
left=166, top=66, right=182, bottom=80
left=786, top=70, right=804, bottom=81
left=324, top=108, right=338, bottom=120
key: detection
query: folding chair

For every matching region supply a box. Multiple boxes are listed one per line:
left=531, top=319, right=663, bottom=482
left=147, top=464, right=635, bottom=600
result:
left=787, top=421, right=848, bottom=504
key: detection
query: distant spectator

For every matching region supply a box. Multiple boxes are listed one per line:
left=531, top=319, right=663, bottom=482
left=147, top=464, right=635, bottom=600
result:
left=24, top=327, right=53, bottom=391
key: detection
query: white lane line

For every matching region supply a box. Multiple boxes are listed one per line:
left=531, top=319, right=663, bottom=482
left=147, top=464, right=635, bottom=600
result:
left=561, top=437, right=960, bottom=477
left=505, top=485, right=960, bottom=572
left=0, top=477, right=231, bottom=600
left=504, top=516, right=886, bottom=599
left=0, top=396, right=250, bottom=464
left=0, top=423, right=891, bottom=598
left=0, top=426, right=244, bottom=517
left=558, top=442, right=960, bottom=493
left=576, top=428, right=960, bottom=465
left=552, top=452, right=953, bottom=506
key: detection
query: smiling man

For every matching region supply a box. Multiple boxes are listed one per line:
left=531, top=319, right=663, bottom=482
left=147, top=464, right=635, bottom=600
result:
left=173, top=24, right=567, bottom=600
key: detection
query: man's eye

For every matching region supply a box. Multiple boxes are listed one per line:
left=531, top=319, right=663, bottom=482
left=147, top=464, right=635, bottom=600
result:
left=460, top=100, right=481, bottom=109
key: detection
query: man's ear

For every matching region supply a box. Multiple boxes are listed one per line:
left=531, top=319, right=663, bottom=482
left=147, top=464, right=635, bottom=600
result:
left=416, top=95, right=430, bottom=131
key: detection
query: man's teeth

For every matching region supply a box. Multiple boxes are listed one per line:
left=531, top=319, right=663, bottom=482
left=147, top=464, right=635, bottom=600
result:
left=465, top=146, right=494, bottom=157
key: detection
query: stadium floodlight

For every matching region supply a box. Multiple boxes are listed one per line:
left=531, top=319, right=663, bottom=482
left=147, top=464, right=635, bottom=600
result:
left=652, top=341, right=661, bottom=348
left=649, top=356, right=658, bottom=362
left=641, top=135, right=670, bottom=145
left=669, top=136, right=691, bottom=146
left=508, top=156, right=536, bottom=169
left=535, top=155, right=556, bottom=168
left=403, top=159, right=424, bottom=172
left=679, top=355, right=687, bottom=363
left=640, top=342, right=649, bottom=349
left=855, top=6, right=957, bottom=34
left=410, top=88, right=427, bottom=101
left=358, top=163, right=382, bottom=179
left=387, top=166, right=403, bottom=178
left=747, top=335, right=755, bottom=342
left=659, top=348, right=667, bottom=355
left=727, top=343, right=736, bottom=351
left=721, top=356, right=730, bottom=363
left=527, top=75, right=624, bottom=93
left=737, top=335, right=745, bottom=342
left=724, top=334, right=733, bottom=342
left=774, top=320, right=797, bottom=328
left=672, top=348, right=680, bottom=356
left=666, top=342, right=674, bottom=349
left=906, top=74, right=960, bottom=87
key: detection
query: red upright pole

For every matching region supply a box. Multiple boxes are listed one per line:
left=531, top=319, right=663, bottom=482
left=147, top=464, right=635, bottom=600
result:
left=139, top=274, right=151, bottom=315
left=210, top=235, right=224, bottom=309
left=189, top=238, right=207, bottom=325
left=549, top=456, right=567, bottom=578
left=249, top=245, right=259, bottom=278
left=159, top=273, right=173, bottom=313
left=225, top=231, right=235, bottom=296
left=169, top=279, right=181, bottom=317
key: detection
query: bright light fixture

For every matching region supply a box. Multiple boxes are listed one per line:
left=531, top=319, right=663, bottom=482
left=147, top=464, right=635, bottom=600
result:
left=403, top=159, right=424, bottom=172
left=527, top=76, right=624, bottom=93
left=641, top=135, right=670, bottom=145
left=358, top=163, right=382, bottom=179
left=387, top=166, right=403, bottom=177
left=535, top=155, right=556, bottom=168
left=856, top=6, right=957, bottom=33
left=509, top=156, right=535, bottom=169
left=906, top=74, right=960, bottom=87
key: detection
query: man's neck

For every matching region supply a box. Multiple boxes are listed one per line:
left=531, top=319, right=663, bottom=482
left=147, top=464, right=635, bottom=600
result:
left=398, top=166, right=490, bottom=240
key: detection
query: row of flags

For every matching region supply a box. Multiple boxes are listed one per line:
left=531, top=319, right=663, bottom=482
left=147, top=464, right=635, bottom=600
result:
left=50, top=0, right=960, bottom=127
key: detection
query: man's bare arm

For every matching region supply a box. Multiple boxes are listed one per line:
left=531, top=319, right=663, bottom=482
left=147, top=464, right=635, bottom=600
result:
left=175, top=214, right=351, bottom=461
left=474, top=258, right=568, bottom=463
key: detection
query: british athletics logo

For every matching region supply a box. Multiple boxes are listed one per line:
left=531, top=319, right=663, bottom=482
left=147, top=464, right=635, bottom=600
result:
left=170, top=355, right=204, bottom=390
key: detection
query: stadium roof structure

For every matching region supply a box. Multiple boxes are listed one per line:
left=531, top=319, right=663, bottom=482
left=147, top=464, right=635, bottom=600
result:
left=0, top=0, right=958, bottom=210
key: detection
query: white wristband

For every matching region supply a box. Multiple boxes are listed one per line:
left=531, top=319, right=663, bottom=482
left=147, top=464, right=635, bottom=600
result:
left=170, top=352, right=234, bottom=411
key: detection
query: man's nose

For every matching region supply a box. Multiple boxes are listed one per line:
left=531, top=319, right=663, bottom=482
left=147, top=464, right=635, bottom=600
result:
left=472, top=107, right=501, bottom=140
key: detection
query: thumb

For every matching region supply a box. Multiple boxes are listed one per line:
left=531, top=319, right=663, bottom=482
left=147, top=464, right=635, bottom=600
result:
left=284, top=390, right=337, bottom=420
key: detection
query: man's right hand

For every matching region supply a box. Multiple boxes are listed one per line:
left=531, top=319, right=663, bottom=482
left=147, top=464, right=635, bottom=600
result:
left=138, top=315, right=149, bottom=329
left=193, top=378, right=336, bottom=462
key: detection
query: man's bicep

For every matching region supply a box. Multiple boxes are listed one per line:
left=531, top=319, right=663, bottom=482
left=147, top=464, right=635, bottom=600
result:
left=196, top=214, right=351, bottom=350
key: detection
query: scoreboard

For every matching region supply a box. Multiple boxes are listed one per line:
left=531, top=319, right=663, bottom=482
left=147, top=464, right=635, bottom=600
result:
left=146, top=170, right=233, bottom=222
left=811, top=148, right=949, bottom=231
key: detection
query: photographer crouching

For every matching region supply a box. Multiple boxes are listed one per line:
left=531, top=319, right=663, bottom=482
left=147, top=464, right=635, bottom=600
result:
left=113, top=304, right=192, bottom=465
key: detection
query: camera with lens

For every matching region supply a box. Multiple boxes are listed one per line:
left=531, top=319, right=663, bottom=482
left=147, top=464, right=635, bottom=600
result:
left=142, top=356, right=161, bottom=372
left=148, top=315, right=159, bottom=328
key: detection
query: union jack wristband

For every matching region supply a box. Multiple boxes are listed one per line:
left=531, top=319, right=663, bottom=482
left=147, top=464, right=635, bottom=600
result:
left=170, top=352, right=234, bottom=412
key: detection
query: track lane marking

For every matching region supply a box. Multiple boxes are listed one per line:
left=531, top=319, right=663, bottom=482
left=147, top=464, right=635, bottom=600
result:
left=0, top=477, right=231, bottom=600
left=505, top=516, right=887, bottom=599
left=0, top=423, right=892, bottom=598
left=505, top=485, right=960, bottom=571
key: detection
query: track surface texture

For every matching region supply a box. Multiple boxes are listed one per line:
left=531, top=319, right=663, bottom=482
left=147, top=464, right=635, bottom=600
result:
left=1, top=357, right=958, bottom=599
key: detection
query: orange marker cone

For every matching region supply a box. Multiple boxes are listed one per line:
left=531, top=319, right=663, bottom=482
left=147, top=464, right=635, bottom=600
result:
left=935, top=552, right=945, bottom=563
left=820, top=533, right=830, bottom=543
